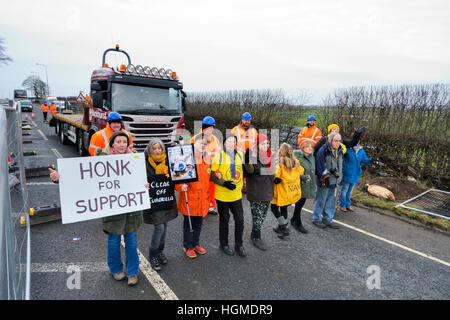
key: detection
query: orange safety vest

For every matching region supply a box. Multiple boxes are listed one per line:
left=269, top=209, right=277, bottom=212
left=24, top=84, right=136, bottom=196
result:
left=175, top=152, right=211, bottom=217
left=50, top=104, right=57, bottom=115
left=88, top=124, right=133, bottom=156
left=297, top=125, right=322, bottom=147
left=231, top=124, right=258, bottom=153
left=190, top=131, right=222, bottom=164
left=41, top=104, right=49, bottom=112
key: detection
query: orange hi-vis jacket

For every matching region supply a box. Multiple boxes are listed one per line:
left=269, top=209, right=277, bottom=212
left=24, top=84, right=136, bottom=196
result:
left=41, top=104, right=49, bottom=113
left=297, top=125, right=322, bottom=147
left=231, top=124, right=258, bottom=153
left=175, top=152, right=211, bottom=217
left=88, top=124, right=133, bottom=156
left=50, top=103, right=57, bottom=116
left=190, top=132, right=222, bottom=165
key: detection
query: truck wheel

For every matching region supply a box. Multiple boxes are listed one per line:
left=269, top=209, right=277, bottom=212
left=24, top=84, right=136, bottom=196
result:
left=55, top=120, right=59, bottom=135
left=59, top=124, right=69, bottom=145
left=76, top=130, right=88, bottom=156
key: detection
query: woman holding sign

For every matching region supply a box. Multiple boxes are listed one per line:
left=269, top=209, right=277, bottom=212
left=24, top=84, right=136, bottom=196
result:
left=96, top=131, right=144, bottom=287
left=49, top=131, right=147, bottom=286
left=143, top=138, right=178, bottom=271
left=175, top=134, right=210, bottom=259
left=210, top=134, right=253, bottom=257
left=270, top=143, right=304, bottom=239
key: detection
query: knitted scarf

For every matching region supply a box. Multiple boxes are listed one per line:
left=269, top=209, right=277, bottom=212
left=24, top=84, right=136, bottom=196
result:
left=148, top=154, right=169, bottom=177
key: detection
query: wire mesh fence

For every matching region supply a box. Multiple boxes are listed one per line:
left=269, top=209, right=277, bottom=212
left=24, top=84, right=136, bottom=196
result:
left=0, top=103, right=31, bottom=300
left=397, top=189, right=450, bottom=220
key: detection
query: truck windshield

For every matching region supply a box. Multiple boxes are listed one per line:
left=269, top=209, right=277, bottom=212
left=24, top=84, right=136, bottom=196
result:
left=111, top=83, right=181, bottom=115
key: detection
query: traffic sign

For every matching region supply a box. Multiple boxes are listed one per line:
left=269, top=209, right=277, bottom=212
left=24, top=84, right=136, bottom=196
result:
left=76, top=92, right=86, bottom=103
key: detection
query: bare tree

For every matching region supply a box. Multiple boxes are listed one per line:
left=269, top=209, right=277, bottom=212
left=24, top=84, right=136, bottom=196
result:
left=22, top=75, right=48, bottom=99
left=0, top=37, right=12, bottom=66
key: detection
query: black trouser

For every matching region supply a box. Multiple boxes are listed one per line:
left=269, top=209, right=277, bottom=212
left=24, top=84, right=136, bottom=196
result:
left=216, top=199, right=244, bottom=248
left=43, top=112, right=47, bottom=120
left=292, top=198, right=307, bottom=222
left=183, top=215, right=203, bottom=250
left=271, top=204, right=288, bottom=220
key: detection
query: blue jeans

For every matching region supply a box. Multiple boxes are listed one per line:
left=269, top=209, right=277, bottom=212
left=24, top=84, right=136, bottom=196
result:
left=339, top=182, right=355, bottom=209
left=150, top=223, right=167, bottom=255
left=183, top=215, right=204, bottom=249
left=107, top=232, right=139, bottom=277
left=312, top=186, right=337, bottom=223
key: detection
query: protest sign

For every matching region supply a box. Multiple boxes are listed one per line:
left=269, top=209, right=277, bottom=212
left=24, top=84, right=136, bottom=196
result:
left=57, top=153, right=150, bottom=224
left=147, top=175, right=175, bottom=213
left=167, top=144, right=198, bottom=184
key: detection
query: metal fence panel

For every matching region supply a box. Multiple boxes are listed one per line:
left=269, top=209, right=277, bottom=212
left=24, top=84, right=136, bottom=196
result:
left=397, top=189, right=450, bottom=220
left=0, top=104, right=31, bottom=300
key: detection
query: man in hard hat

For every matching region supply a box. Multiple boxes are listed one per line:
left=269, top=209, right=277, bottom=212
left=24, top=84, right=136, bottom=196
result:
left=41, top=101, right=49, bottom=122
left=297, top=115, right=322, bottom=147
left=231, top=112, right=258, bottom=154
left=49, top=102, right=57, bottom=117
left=190, top=116, right=222, bottom=215
left=231, top=112, right=258, bottom=193
left=88, top=111, right=133, bottom=156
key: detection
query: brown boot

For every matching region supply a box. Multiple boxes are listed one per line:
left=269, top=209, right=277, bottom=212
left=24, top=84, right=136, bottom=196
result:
left=112, top=271, right=126, bottom=281
left=127, top=275, right=138, bottom=286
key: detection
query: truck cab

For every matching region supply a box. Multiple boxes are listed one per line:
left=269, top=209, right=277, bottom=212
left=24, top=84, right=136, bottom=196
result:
left=87, top=45, right=186, bottom=152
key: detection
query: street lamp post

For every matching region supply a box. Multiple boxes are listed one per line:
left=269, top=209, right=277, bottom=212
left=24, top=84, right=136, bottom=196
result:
left=36, top=63, right=49, bottom=98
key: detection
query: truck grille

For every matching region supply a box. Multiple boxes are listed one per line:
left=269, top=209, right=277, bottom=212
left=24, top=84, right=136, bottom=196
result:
left=123, top=117, right=181, bottom=151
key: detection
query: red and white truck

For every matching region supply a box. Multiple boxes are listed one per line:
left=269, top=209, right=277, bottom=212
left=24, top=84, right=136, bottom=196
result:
left=50, top=45, right=186, bottom=155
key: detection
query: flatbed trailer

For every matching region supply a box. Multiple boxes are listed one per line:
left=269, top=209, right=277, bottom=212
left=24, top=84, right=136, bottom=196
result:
left=49, top=112, right=89, bottom=156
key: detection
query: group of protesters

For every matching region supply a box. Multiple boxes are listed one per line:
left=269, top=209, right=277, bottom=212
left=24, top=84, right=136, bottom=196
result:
left=49, top=111, right=370, bottom=286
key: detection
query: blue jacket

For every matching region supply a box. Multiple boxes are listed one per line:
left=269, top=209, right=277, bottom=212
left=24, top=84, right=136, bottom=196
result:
left=342, top=147, right=371, bottom=184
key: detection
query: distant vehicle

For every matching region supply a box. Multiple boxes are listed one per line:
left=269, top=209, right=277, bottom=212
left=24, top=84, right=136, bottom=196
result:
left=19, top=100, right=33, bottom=112
left=14, top=89, right=27, bottom=101
left=0, top=98, right=10, bottom=108
left=46, top=96, right=57, bottom=104
left=53, top=101, right=65, bottom=111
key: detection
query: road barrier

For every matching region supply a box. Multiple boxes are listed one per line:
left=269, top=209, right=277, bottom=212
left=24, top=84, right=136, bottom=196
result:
left=0, top=103, right=31, bottom=300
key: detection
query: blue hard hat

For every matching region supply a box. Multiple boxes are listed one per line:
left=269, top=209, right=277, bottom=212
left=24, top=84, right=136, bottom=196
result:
left=202, top=116, right=215, bottom=126
left=307, top=115, right=316, bottom=121
left=242, top=112, right=252, bottom=120
left=43, top=101, right=47, bottom=103
left=108, top=111, right=122, bottom=122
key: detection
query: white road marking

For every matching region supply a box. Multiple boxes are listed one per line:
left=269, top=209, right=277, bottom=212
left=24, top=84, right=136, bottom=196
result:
left=37, top=129, right=48, bottom=141
left=302, top=208, right=450, bottom=267
left=51, top=148, right=63, bottom=159
left=27, top=182, right=57, bottom=186
left=31, top=262, right=109, bottom=273
left=121, top=238, right=178, bottom=300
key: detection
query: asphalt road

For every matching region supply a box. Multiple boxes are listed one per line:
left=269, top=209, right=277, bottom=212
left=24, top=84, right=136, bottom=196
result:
left=15, top=109, right=450, bottom=301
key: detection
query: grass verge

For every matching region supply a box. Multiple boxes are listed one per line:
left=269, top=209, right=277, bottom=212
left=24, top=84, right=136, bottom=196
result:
left=351, top=190, right=450, bottom=233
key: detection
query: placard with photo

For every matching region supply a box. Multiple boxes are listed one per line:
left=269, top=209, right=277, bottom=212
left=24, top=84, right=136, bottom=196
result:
left=166, top=144, right=199, bottom=184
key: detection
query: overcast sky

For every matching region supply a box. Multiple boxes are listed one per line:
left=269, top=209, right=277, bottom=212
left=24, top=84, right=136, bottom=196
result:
left=1, top=0, right=449, bottom=104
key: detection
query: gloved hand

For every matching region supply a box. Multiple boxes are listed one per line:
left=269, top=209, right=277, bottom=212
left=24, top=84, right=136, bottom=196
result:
left=300, top=175, right=311, bottom=182
left=356, top=126, right=367, bottom=134
left=274, top=177, right=282, bottom=184
left=321, top=174, right=330, bottom=187
left=223, top=181, right=236, bottom=190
